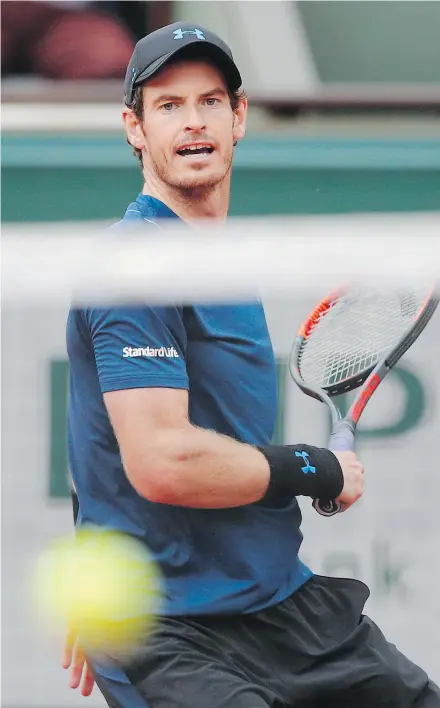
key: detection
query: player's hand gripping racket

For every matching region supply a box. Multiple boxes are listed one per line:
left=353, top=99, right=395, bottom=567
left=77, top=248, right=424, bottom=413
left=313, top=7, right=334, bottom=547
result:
left=289, top=285, right=439, bottom=517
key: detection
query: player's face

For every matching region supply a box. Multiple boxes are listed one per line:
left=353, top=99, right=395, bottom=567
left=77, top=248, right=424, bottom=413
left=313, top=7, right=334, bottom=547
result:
left=129, top=60, right=246, bottom=191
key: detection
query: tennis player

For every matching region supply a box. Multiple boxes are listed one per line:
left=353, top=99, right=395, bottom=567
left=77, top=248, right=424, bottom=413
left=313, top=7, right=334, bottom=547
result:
left=64, top=21, right=440, bottom=708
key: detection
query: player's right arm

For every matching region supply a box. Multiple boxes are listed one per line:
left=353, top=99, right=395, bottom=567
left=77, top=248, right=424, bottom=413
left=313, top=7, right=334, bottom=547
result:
left=86, top=305, right=363, bottom=511
left=104, top=387, right=363, bottom=509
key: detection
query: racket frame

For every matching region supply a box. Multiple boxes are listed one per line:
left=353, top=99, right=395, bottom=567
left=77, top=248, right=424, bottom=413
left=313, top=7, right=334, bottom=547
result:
left=289, top=286, right=439, bottom=516
left=290, top=287, right=439, bottom=428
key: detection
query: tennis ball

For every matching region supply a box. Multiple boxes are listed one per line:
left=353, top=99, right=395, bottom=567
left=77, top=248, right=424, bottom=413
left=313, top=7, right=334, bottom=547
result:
left=33, top=527, right=162, bottom=656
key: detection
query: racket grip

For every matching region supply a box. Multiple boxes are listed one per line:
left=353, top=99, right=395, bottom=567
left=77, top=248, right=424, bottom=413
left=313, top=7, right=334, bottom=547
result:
left=313, top=420, right=356, bottom=517
left=328, top=419, right=356, bottom=453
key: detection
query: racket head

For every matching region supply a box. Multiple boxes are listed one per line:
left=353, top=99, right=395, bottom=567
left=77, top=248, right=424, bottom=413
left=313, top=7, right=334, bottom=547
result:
left=290, top=284, right=439, bottom=401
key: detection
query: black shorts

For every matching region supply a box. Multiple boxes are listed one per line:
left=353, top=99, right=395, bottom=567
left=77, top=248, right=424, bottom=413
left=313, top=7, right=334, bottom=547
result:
left=93, top=575, right=440, bottom=708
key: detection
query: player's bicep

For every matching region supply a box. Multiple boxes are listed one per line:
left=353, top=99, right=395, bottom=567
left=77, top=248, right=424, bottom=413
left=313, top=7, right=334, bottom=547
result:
left=104, top=386, right=190, bottom=479
left=105, top=387, right=189, bottom=436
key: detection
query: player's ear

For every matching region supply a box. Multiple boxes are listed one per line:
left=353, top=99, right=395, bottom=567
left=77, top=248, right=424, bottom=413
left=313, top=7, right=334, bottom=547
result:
left=232, top=96, right=247, bottom=144
left=123, top=108, right=146, bottom=151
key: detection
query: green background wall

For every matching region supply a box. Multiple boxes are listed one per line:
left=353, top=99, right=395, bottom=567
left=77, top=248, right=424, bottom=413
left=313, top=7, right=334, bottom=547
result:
left=2, top=134, right=440, bottom=222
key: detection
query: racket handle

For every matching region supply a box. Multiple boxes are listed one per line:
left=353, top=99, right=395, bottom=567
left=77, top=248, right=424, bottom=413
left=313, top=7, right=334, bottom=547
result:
left=313, top=419, right=356, bottom=517
left=329, top=418, right=356, bottom=453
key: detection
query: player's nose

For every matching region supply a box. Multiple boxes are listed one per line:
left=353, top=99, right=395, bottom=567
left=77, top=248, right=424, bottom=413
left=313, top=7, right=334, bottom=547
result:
left=183, top=106, right=206, bottom=132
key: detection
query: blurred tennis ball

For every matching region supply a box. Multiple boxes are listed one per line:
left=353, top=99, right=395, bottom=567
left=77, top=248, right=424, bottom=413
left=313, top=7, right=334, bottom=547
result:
left=33, top=527, right=162, bottom=655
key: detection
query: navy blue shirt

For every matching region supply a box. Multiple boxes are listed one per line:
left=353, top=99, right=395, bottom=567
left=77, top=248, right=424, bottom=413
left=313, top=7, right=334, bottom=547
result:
left=67, top=194, right=312, bottom=616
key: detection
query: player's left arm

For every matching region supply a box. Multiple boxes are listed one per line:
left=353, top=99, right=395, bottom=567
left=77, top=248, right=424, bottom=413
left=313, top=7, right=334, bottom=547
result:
left=63, top=485, right=95, bottom=695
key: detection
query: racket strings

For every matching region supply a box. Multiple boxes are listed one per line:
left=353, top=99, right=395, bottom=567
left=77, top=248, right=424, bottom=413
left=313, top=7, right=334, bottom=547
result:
left=297, top=289, right=426, bottom=389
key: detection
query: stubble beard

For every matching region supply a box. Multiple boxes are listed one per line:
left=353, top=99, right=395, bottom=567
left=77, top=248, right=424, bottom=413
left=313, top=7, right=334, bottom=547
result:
left=150, top=149, right=233, bottom=199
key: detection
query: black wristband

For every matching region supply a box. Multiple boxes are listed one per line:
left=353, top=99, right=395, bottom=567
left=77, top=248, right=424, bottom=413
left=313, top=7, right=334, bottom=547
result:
left=255, top=445, right=343, bottom=507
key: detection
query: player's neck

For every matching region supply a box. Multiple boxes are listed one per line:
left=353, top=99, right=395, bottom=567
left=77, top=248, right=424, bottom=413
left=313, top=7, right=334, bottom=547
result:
left=142, top=176, right=230, bottom=221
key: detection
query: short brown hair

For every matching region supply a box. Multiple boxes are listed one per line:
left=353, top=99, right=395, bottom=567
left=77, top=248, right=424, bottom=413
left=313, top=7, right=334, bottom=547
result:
left=126, top=83, right=247, bottom=166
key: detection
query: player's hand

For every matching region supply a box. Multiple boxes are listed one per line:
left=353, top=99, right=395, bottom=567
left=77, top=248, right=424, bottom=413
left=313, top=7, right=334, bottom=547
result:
left=62, top=627, right=95, bottom=697
left=332, top=451, right=364, bottom=509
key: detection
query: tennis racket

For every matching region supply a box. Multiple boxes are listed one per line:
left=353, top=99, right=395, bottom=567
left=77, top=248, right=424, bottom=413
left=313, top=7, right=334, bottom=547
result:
left=289, top=284, right=439, bottom=517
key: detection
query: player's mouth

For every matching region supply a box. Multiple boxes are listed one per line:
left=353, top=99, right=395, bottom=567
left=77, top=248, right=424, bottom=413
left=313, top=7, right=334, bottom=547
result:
left=176, top=143, right=215, bottom=159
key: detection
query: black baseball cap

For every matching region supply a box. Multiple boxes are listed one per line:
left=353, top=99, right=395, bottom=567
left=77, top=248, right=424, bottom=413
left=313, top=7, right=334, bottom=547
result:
left=124, top=21, right=242, bottom=105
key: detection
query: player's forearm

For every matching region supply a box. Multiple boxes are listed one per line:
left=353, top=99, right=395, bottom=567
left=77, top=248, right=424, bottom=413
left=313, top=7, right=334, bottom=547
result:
left=124, top=425, right=343, bottom=509
left=126, top=425, right=270, bottom=508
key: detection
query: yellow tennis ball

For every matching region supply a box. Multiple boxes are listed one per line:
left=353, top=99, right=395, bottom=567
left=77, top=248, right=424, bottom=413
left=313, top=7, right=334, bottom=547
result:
left=33, top=527, right=162, bottom=656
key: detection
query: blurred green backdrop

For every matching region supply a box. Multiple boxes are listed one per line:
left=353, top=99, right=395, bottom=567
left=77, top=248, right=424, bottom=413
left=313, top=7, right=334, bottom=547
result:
left=2, top=133, right=440, bottom=221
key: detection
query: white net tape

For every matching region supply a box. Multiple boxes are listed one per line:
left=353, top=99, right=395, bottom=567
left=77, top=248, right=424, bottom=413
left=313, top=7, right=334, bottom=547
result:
left=3, top=212, right=440, bottom=306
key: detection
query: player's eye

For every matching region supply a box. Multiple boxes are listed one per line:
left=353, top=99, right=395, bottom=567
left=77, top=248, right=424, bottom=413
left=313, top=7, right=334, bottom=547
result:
left=162, top=102, right=177, bottom=111
left=204, top=97, right=219, bottom=107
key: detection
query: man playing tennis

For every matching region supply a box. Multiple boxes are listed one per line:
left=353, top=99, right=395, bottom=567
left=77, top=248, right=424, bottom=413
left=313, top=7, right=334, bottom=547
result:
left=64, top=21, right=440, bottom=708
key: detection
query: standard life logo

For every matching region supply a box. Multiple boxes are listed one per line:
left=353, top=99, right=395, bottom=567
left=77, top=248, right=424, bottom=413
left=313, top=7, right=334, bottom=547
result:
left=122, top=346, right=180, bottom=358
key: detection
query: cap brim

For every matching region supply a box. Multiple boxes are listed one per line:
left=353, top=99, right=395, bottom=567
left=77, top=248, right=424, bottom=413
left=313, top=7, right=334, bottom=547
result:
left=134, top=41, right=242, bottom=93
